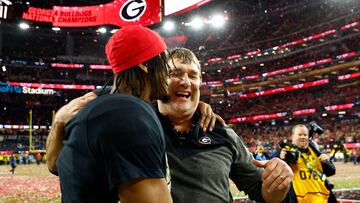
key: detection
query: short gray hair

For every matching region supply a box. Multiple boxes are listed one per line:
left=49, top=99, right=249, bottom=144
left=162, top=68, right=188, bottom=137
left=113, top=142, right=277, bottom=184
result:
left=291, top=124, right=309, bottom=135
left=168, top=47, right=201, bottom=78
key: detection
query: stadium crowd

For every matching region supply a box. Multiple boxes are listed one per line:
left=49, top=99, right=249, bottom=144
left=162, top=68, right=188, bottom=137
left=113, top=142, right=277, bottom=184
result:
left=0, top=1, right=359, bottom=202
left=1, top=0, right=359, bottom=165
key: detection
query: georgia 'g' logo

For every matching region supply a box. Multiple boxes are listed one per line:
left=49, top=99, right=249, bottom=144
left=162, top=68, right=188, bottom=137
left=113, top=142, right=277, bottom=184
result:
left=120, top=0, right=147, bottom=22
left=198, top=136, right=212, bottom=145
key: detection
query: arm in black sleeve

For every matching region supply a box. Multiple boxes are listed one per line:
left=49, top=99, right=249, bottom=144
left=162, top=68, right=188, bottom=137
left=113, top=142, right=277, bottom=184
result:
left=309, top=141, right=336, bottom=176
left=225, top=127, right=265, bottom=202
left=321, top=160, right=336, bottom=177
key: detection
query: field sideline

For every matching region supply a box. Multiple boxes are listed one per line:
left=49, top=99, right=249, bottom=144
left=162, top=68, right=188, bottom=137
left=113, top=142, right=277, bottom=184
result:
left=0, top=162, right=359, bottom=202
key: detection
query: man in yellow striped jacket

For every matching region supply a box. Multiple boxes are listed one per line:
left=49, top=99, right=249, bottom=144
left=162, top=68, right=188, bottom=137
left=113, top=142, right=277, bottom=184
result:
left=280, top=124, right=337, bottom=203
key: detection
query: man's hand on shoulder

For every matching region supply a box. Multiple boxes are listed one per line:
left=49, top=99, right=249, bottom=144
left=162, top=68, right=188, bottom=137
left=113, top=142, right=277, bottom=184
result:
left=54, top=92, right=97, bottom=125
left=198, top=101, right=226, bottom=132
left=46, top=92, right=97, bottom=175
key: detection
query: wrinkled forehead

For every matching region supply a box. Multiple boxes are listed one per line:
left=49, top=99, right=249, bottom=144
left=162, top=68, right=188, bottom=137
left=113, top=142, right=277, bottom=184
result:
left=168, top=52, right=200, bottom=67
left=168, top=57, right=200, bottom=73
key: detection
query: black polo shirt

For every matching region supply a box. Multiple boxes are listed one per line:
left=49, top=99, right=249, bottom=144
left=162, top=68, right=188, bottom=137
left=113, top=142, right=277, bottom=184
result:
left=158, top=110, right=265, bottom=203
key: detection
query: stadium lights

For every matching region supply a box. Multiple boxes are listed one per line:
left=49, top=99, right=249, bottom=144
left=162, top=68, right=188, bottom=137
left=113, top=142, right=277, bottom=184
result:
left=163, top=21, right=175, bottom=31
left=1, top=65, right=6, bottom=72
left=19, top=22, right=30, bottom=29
left=210, top=14, right=225, bottom=28
left=322, top=113, right=327, bottom=117
left=52, top=27, right=60, bottom=31
left=97, top=27, right=107, bottom=34
left=338, top=111, right=346, bottom=115
left=189, top=17, right=204, bottom=29
left=182, top=13, right=228, bottom=30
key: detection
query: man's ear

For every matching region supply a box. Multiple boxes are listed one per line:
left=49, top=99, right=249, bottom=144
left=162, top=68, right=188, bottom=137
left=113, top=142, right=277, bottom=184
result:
left=138, top=64, right=148, bottom=73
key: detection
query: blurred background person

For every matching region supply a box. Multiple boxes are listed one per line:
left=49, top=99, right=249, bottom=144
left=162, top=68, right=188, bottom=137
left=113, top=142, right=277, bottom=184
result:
left=9, top=154, right=16, bottom=174
left=254, top=145, right=270, bottom=161
left=279, top=124, right=337, bottom=203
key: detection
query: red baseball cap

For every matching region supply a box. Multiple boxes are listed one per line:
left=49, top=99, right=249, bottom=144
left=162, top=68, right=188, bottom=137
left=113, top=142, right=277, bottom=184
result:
left=105, top=25, right=167, bottom=74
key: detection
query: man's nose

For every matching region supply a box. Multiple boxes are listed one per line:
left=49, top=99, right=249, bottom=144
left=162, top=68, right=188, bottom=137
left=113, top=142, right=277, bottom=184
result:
left=179, top=74, right=191, bottom=88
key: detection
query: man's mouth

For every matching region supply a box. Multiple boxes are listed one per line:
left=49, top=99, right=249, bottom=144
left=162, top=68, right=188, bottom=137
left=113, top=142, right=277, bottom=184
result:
left=175, top=91, right=191, bottom=99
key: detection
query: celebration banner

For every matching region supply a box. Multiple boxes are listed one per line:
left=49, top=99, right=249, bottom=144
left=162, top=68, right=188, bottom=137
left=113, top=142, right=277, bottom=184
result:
left=22, top=0, right=161, bottom=27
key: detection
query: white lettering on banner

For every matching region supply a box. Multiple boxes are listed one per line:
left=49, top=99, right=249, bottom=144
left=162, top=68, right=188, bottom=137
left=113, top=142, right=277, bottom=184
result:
left=22, top=87, right=56, bottom=95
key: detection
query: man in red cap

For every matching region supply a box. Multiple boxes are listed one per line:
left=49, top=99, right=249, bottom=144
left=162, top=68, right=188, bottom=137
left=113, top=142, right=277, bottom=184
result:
left=47, top=25, right=172, bottom=203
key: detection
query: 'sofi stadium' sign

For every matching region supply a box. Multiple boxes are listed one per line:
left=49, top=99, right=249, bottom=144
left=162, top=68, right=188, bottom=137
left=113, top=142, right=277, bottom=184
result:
left=0, top=82, right=57, bottom=95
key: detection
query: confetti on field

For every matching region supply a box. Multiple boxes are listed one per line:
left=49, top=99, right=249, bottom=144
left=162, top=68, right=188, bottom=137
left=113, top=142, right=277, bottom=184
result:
left=0, top=162, right=360, bottom=202
left=0, top=164, right=61, bottom=203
